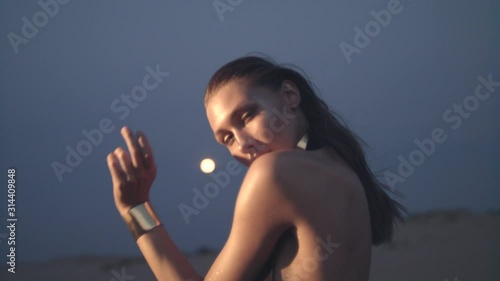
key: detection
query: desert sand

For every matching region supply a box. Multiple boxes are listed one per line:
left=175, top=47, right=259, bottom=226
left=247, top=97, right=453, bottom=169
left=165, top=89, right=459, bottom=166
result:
left=1, top=209, right=499, bottom=281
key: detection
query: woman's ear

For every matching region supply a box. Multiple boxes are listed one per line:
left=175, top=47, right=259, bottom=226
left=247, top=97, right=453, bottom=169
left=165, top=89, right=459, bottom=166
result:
left=280, top=80, right=301, bottom=109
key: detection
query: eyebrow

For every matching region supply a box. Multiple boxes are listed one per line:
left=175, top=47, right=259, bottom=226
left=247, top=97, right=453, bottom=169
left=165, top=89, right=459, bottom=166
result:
left=214, top=102, right=256, bottom=139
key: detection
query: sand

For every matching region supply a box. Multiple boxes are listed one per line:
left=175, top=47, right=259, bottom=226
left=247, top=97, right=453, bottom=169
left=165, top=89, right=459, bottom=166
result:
left=1, top=209, right=499, bottom=281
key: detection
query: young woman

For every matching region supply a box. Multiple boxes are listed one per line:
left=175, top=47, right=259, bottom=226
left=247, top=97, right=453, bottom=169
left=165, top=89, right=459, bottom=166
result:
left=106, top=55, right=406, bottom=281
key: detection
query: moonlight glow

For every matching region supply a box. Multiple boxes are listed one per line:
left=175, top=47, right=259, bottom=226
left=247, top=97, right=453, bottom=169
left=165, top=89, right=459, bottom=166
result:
left=200, top=158, right=216, bottom=174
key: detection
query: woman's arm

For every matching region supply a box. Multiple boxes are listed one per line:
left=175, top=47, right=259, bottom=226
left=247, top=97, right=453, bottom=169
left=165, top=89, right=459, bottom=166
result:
left=135, top=224, right=202, bottom=281
left=107, top=127, right=201, bottom=280
left=107, top=127, right=294, bottom=280
left=203, top=154, right=296, bottom=280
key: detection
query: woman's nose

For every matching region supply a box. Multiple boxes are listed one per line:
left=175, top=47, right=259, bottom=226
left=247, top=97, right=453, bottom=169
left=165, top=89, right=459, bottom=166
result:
left=235, top=132, right=256, bottom=154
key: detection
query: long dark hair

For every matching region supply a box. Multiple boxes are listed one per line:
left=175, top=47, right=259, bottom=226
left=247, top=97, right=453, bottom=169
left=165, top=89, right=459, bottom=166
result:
left=205, top=54, right=406, bottom=245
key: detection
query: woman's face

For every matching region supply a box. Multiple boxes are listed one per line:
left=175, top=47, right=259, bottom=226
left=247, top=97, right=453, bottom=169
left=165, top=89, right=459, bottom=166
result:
left=206, top=79, right=303, bottom=167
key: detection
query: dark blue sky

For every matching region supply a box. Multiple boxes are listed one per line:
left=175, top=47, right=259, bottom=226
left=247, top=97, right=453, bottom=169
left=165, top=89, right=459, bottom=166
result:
left=1, top=0, right=498, bottom=262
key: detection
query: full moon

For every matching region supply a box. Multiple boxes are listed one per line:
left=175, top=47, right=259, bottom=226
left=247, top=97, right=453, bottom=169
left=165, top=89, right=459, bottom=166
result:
left=200, top=158, right=216, bottom=174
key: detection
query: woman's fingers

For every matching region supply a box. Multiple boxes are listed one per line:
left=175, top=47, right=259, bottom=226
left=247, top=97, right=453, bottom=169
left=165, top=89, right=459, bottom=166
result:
left=108, top=128, right=154, bottom=215
left=107, top=152, right=126, bottom=186
left=120, top=126, right=144, bottom=171
left=137, top=131, right=155, bottom=170
left=114, top=147, right=136, bottom=182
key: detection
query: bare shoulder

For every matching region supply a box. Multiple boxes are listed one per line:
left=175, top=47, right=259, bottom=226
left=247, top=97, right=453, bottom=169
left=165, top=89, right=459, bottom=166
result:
left=235, top=150, right=300, bottom=215
left=232, top=149, right=372, bottom=281
left=240, top=149, right=314, bottom=196
left=243, top=148, right=359, bottom=194
left=238, top=148, right=367, bottom=224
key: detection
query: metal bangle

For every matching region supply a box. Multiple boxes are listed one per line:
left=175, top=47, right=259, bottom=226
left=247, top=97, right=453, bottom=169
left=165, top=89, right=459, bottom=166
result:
left=123, top=202, right=162, bottom=241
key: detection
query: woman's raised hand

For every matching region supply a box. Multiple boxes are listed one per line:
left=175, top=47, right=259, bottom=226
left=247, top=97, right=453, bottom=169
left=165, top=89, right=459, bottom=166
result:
left=107, top=126, right=157, bottom=217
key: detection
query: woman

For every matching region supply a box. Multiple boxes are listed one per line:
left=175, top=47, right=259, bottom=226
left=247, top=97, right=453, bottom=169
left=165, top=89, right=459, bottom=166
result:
left=106, top=55, right=406, bottom=281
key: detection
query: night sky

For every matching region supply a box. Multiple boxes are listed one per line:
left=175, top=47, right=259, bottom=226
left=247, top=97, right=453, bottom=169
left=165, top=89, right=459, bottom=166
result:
left=1, top=0, right=499, bottom=263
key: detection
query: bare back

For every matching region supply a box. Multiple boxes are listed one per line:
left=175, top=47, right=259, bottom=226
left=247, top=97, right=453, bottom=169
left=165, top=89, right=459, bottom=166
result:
left=261, top=147, right=372, bottom=281
left=205, top=146, right=373, bottom=281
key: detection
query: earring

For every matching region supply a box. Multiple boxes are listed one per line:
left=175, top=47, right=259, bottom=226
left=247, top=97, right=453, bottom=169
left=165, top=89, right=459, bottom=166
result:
left=297, top=134, right=308, bottom=150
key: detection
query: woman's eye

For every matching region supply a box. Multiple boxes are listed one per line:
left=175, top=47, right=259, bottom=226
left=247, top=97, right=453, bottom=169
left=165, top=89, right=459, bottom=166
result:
left=242, top=109, right=255, bottom=123
left=223, top=134, right=234, bottom=145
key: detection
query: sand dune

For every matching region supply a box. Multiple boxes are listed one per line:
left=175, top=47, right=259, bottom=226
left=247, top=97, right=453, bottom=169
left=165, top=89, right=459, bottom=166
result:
left=1, top=209, right=499, bottom=281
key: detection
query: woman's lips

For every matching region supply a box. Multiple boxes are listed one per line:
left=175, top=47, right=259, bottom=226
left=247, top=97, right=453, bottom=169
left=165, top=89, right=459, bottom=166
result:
left=251, top=149, right=271, bottom=161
